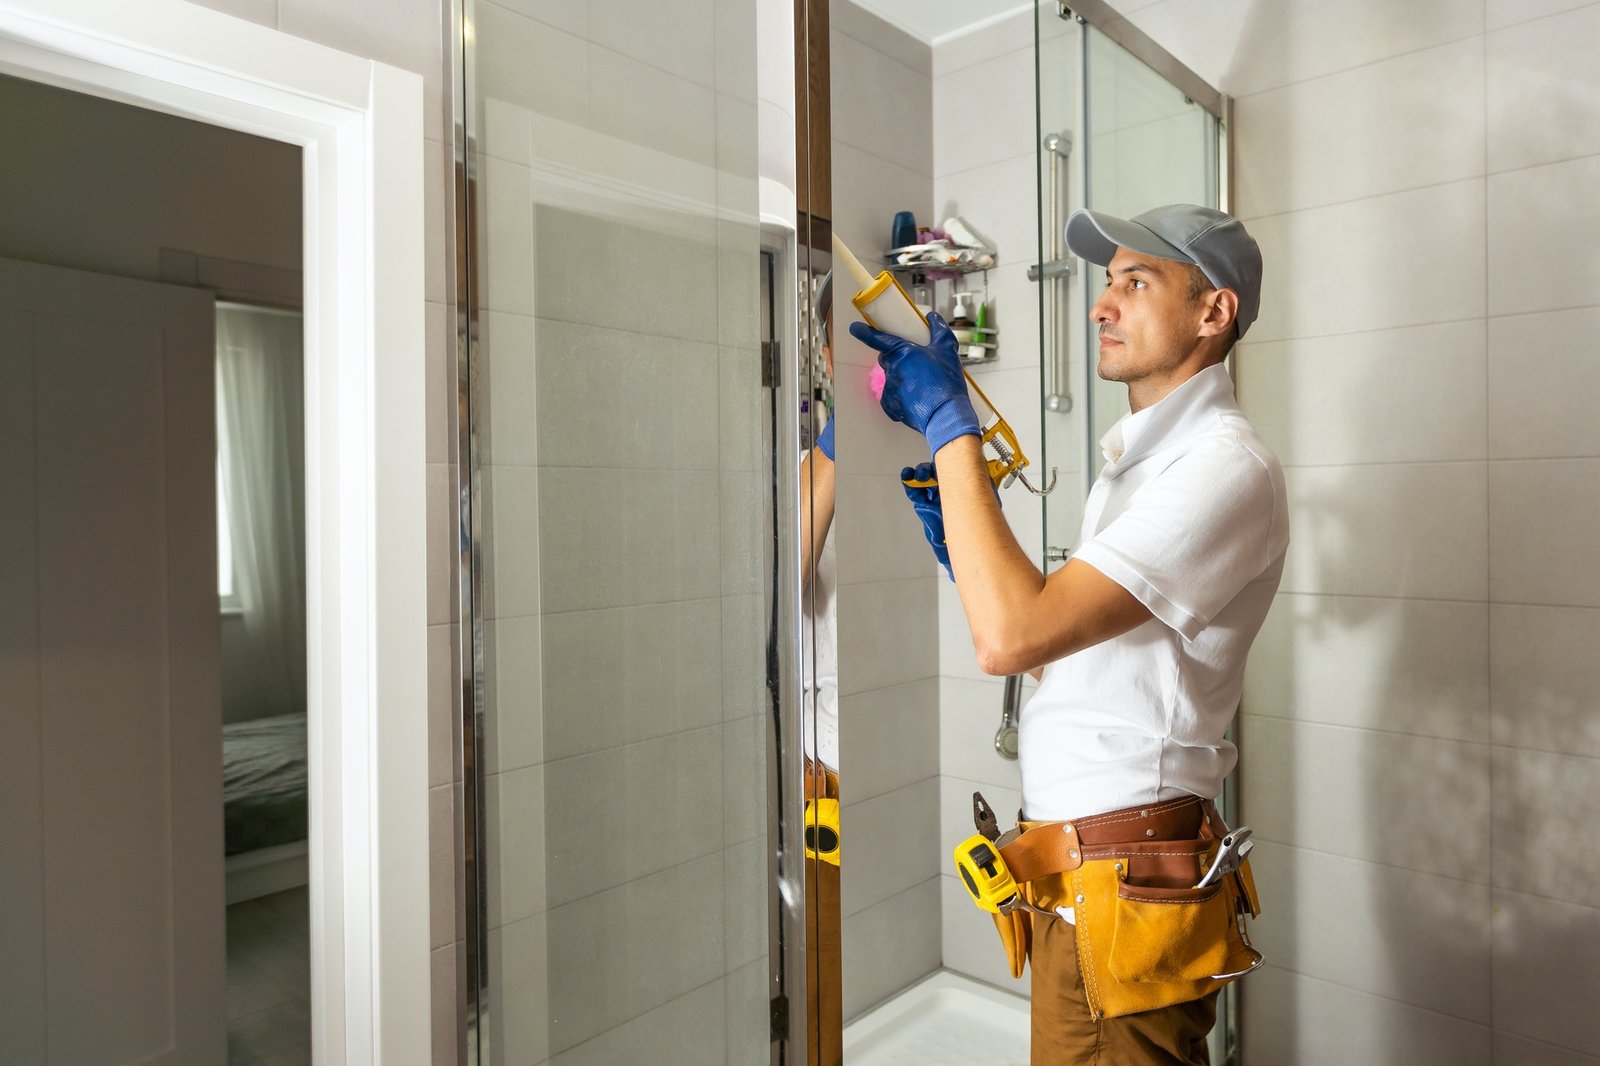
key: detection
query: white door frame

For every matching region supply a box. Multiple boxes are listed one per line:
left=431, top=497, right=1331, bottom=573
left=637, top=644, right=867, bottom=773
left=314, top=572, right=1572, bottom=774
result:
left=0, top=2, right=430, bottom=1063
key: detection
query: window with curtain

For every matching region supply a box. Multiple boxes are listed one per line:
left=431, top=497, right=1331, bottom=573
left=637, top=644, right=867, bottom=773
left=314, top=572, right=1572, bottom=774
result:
left=214, top=303, right=307, bottom=719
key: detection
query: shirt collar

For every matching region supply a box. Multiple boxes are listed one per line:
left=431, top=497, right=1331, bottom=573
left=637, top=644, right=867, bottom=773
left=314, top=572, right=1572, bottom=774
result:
left=1097, top=363, right=1238, bottom=476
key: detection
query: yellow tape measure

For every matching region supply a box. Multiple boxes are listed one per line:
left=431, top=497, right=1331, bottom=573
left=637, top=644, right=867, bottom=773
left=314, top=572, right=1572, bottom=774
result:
left=953, top=833, right=1019, bottom=914
left=805, top=798, right=841, bottom=866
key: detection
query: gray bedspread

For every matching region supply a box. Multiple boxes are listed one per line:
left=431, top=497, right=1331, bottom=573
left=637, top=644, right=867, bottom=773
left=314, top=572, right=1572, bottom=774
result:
left=223, top=712, right=307, bottom=856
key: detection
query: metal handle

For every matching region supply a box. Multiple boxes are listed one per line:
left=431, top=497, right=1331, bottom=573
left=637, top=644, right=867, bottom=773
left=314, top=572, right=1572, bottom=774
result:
left=1042, top=131, right=1073, bottom=414
left=995, top=674, right=1023, bottom=760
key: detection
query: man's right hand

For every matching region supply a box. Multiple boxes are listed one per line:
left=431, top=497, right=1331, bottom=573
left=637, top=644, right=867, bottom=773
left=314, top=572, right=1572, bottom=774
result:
left=901, top=462, right=953, bottom=580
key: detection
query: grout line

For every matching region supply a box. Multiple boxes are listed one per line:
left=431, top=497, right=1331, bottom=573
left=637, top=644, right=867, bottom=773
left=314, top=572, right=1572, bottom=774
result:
left=1227, top=27, right=1486, bottom=104
left=1241, top=711, right=1494, bottom=749
left=1481, top=16, right=1497, bottom=1043
left=1236, top=173, right=1484, bottom=226
left=1257, top=961, right=1494, bottom=1033
left=1279, top=457, right=1488, bottom=470
left=1273, top=590, right=1600, bottom=611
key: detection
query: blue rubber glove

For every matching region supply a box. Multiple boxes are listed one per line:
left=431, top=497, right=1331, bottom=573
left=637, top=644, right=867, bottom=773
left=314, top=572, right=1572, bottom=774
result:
left=815, top=411, right=835, bottom=461
left=900, top=461, right=952, bottom=581
left=849, top=312, right=979, bottom=456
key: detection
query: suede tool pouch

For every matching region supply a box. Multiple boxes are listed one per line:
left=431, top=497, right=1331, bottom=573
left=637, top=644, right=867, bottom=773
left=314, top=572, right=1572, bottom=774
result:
left=1071, top=853, right=1263, bottom=1019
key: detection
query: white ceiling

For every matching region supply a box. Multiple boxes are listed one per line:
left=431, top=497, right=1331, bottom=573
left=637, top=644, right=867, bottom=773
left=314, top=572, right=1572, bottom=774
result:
left=845, top=0, right=1033, bottom=46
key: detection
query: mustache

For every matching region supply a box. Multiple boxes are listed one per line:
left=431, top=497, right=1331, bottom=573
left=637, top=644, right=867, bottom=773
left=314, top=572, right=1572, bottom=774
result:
left=1098, top=324, right=1126, bottom=342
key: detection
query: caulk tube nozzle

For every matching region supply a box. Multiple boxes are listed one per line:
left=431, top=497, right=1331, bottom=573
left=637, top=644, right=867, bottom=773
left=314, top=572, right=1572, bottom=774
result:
left=831, top=232, right=877, bottom=292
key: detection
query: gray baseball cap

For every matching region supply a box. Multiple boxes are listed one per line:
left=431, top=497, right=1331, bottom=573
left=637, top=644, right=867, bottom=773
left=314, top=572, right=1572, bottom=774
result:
left=1065, top=204, right=1263, bottom=338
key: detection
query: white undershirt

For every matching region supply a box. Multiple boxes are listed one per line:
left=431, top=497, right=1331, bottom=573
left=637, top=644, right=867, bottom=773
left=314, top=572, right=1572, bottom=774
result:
left=1019, top=364, right=1289, bottom=820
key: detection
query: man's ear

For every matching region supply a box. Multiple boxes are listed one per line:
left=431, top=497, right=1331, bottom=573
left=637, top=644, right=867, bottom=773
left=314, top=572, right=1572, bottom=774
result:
left=1197, top=288, right=1238, bottom=339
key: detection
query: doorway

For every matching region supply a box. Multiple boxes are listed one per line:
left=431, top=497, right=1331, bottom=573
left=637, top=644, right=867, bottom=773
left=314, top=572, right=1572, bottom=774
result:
left=0, top=1, right=428, bottom=1061
left=1, top=71, right=309, bottom=1063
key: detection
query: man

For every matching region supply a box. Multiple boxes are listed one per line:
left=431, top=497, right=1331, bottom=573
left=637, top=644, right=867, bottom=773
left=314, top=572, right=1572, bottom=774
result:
left=852, top=205, right=1288, bottom=1064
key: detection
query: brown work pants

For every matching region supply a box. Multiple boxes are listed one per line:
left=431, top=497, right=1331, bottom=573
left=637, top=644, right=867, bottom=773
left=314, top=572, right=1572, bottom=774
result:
left=804, top=760, right=841, bottom=1066
left=1029, top=908, right=1218, bottom=1065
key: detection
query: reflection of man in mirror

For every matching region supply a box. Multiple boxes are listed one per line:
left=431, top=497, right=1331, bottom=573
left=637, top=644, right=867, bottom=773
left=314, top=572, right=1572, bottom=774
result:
left=799, top=270, right=841, bottom=1066
left=853, top=206, right=1287, bottom=1064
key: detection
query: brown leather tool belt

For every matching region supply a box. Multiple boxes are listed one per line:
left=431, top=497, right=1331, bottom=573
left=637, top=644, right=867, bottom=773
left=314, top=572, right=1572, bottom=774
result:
left=995, top=794, right=1219, bottom=885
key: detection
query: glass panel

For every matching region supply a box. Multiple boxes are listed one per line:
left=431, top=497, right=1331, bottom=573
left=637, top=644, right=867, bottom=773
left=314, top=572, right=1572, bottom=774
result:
left=464, top=0, right=771, bottom=1061
left=1041, top=20, right=1220, bottom=563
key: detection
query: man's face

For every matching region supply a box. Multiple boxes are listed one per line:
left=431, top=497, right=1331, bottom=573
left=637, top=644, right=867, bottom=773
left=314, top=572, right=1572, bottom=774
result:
left=1089, top=247, right=1208, bottom=386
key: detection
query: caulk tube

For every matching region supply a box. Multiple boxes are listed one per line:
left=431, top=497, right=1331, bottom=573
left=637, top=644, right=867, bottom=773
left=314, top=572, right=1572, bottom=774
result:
left=832, top=233, right=930, bottom=346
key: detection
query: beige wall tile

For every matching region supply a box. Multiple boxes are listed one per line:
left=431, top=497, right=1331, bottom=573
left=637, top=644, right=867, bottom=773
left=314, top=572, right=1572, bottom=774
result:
left=535, top=467, right=720, bottom=613
left=1488, top=307, right=1600, bottom=459
left=1241, top=964, right=1490, bottom=1066
left=429, top=784, right=458, bottom=949
left=427, top=463, right=454, bottom=626
left=834, top=1, right=932, bottom=77
left=1244, top=592, right=1490, bottom=741
left=1490, top=604, right=1600, bottom=759
left=1125, top=0, right=1482, bottom=99
left=1490, top=458, right=1600, bottom=607
left=543, top=853, right=728, bottom=1053
left=485, top=764, right=546, bottom=928
left=1235, top=39, right=1483, bottom=218
left=931, top=44, right=1035, bottom=178
left=838, top=677, right=941, bottom=803
left=539, top=599, right=723, bottom=760
left=1239, top=320, right=1487, bottom=467
left=428, top=623, right=457, bottom=787
left=1486, top=0, right=1597, bottom=29
left=489, top=913, right=550, bottom=1064
left=840, top=876, right=942, bottom=1021
left=1249, top=842, right=1490, bottom=1019
left=1488, top=4, right=1600, bottom=171
left=833, top=30, right=934, bottom=176
left=542, top=729, right=724, bottom=907
left=482, top=614, right=544, bottom=774
left=1280, top=461, right=1488, bottom=602
left=1244, top=179, right=1486, bottom=343
left=836, top=576, right=939, bottom=695
left=1491, top=746, right=1600, bottom=909
left=1492, top=888, right=1600, bottom=1057
left=840, top=777, right=941, bottom=917
left=1493, top=1033, right=1600, bottom=1066
left=1488, top=156, right=1600, bottom=316
left=939, top=676, right=1025, bottom=791
left=1242, top=715, right=1491, bottom=882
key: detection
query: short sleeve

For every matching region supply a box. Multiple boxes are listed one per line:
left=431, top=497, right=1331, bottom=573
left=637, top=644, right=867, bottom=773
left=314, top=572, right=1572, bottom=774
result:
left=1073, top=440, right=1278, bottom=641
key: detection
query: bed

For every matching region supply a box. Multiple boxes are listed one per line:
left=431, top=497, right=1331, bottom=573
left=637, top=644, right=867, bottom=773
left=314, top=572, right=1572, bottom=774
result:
left=223, top=712, right=308, bottom=904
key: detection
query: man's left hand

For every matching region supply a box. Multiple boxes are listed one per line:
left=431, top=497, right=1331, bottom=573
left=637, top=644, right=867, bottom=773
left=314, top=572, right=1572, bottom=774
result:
left=850, top=312, right=979, bottom=456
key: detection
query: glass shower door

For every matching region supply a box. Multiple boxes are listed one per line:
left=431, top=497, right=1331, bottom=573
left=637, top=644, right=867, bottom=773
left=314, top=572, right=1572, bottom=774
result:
left=460, top=2, right=775, bottom=1062
left=1036, top=12, right=1231, bottom=1061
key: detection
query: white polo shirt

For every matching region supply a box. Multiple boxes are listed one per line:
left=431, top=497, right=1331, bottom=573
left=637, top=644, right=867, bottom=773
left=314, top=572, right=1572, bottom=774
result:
left=1019, top=364, right=1289, bottom=821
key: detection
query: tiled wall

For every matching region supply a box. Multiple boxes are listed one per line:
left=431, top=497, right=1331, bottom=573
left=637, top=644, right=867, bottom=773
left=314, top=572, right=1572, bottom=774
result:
left=1102, top=0, right=1600, bottom=1062
left=183, top=0, right=462, bottom=1059
left=468, top=2, right=767, bottom=1063
left=827, top=1, right=944, bottom=1022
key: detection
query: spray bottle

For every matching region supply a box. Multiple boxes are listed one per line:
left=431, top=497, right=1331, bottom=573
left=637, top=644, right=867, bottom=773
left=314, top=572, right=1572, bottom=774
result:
left=832, top=233, right=1054, bottom=495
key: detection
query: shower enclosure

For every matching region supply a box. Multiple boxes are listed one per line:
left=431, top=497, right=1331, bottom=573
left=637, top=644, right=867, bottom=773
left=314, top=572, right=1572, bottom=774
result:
left=448, top=1, right=1230, bottom=1062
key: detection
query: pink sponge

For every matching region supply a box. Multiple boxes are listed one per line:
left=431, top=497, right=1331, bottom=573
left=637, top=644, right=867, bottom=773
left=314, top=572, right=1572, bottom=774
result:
left=868, top=365, right=886, bottom=402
